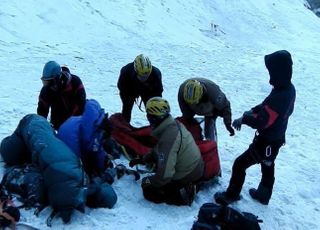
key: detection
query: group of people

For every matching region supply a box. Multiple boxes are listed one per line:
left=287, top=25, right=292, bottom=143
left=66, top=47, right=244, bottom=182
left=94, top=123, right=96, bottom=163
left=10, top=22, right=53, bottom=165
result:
left=33, top=49, right=295, bottom=208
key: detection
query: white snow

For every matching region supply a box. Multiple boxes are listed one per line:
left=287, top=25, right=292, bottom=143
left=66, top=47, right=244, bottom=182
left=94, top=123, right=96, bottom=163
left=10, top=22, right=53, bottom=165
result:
left=1, top=0, right=320, bottom=229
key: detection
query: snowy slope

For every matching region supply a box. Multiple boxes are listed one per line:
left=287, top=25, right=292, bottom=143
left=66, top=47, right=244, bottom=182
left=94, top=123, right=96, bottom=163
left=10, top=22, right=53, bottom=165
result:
left=0, top=0, right=320, bottom=229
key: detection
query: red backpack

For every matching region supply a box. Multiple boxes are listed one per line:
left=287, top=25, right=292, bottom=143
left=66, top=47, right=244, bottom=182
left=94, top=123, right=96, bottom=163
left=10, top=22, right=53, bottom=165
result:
left=176, top=117, right=221, bottom=180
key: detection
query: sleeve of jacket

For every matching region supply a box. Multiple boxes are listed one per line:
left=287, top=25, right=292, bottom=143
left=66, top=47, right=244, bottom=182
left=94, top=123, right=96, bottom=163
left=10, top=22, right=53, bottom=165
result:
left=178, top=84, right=195, bottom=119
left=219, top=98, right=232, bottom=127
left=117, top=66, right=128, bottom=93
left=148, top=130, right=180, bottom=187
left=153, top=68, right=163, bottom=96
left=242, top=92, right=279, bottom=130
left=37, top=87, right=50, bottom=119
left=71, top=76, right=86, bottom=115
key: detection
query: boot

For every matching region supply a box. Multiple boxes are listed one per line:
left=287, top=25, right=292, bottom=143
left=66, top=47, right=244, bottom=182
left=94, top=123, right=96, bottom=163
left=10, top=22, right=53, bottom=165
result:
left=214, top=191, right=241, bottom=206
left=180, top=183, right=196, bottom=206
left=249, top=183, right=272, bottom=205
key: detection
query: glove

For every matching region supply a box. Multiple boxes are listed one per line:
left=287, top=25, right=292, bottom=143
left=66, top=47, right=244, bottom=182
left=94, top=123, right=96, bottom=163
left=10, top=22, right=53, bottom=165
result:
left=226, top=124, right=235, bottom=136
left=141, top=177, right=152, bottom=189
left=243, top=110, right=253, bottom=117
left=129, top=158, right=144, bottom=168
left=232, top=117, right=243, bottom=131
left=102, top=168, right=116, bottom=184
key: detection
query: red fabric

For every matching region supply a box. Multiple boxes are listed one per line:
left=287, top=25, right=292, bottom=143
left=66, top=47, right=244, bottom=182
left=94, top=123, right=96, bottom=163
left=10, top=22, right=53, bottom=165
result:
left=110, top=113, right=157, bottom=157
left=263, top=105, right=279, bottom=129
left=175, top=116, right=203, bottom=141
left=197, top=140, right=221, bottom=180
left=110, top=113, right=221, bottom=180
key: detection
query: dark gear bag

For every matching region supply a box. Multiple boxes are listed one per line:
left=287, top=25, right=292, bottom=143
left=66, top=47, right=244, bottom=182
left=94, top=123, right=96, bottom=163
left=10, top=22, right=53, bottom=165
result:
left=0, top=189, right=20, bottom=228
left=1, top=164, right=46, bottom=208
left=195, top=203, right=262, bottom=230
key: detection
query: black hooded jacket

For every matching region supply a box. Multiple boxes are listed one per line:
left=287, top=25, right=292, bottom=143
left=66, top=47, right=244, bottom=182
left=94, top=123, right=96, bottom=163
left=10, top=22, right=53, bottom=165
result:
left=242, top=50, right=296, bottom=142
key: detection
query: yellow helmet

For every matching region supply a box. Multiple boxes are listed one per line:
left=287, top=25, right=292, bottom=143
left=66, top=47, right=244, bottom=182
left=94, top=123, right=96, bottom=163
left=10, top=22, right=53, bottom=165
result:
left=183, top=79, right=204, bottom=105
left=146, top=97, right=170, bottom=117
left=134, top=54, right=152, bottom=80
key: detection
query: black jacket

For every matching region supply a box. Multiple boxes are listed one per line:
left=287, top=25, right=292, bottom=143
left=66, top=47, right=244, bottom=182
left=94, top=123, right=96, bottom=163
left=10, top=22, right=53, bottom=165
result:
left=242, top=50, right=296, bottom=142
left=117, top=62, right=163, bottom=122
left=37, top=71, right=86, bottom=130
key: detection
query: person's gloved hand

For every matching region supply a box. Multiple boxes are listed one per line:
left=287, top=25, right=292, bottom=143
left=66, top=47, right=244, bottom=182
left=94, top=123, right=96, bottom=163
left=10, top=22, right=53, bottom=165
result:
left=141, top=177, right=152, bottom=189
left=226, top=124, right=235, bottom=136
left=102, top=168, right=116, bottom=184
left=232, top=117, right=243, bottom=131
left=129, top=158, right=144, bottom=168
left=243, top=110, right=253, bottom=117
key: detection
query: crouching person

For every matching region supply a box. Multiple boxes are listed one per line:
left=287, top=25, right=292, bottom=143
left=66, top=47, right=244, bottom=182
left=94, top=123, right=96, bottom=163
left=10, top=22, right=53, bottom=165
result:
left=57, top=99, right=117, bottom=209
left=139, top=97, right=204, bottom=205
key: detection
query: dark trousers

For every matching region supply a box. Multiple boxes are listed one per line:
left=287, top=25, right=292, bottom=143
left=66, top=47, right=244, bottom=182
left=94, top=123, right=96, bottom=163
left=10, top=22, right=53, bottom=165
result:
left=120, top=94, right=150, bottom=123
left=120, top=94, right=135, bottom=123
left=226, top=136, right=283, bottom=197
left=142, top=181, right=186, bottom=205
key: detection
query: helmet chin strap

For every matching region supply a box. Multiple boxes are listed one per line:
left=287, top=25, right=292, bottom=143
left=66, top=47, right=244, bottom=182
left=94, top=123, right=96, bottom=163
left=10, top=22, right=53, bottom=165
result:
left=147, top=114, right=169, bottom=128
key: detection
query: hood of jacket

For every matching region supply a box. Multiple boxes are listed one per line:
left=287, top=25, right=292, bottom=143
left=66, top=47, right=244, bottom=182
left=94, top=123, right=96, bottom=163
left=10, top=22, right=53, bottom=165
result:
left=264, top=50, right=293, bottom=88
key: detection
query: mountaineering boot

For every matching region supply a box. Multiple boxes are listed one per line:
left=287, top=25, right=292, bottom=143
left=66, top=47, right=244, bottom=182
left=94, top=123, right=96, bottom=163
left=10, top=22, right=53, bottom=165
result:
left=249, top=183, right=272, bottom=205
left=180, top=183, right=196, bottom=206
left=214, top=191, right=241, bottom=206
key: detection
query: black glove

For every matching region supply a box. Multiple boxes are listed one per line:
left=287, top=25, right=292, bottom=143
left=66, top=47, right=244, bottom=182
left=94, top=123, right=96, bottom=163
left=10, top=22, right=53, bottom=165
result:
left=226, top=124, right=235, bottom=136
left=232, top=117, right=243, bottom=131
left=129, top=158, right=144, bottom=168
left=243, top=110, right=253, bottom=117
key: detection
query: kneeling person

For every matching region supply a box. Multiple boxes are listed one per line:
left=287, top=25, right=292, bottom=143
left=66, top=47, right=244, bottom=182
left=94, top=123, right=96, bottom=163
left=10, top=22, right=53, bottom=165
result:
left=141, top=97, right=204, bottom=205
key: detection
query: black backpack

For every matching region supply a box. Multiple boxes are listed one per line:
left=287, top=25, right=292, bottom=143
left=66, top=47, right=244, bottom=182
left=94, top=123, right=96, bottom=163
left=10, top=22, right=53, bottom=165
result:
left=0, top=164, right=47, bottom=208
left=192, top=203, right=262, bottom=230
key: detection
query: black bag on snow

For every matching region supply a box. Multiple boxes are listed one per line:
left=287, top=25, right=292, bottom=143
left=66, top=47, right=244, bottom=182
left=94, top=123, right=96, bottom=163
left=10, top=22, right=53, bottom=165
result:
left=192, top=203, right=262, bottom=230
left=1, top=164, right=46, bottom=208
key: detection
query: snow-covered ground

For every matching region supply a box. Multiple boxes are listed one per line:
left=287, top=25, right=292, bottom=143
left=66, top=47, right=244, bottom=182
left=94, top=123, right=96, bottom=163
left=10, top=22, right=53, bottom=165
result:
left=0, top=0, right=320, bottom=229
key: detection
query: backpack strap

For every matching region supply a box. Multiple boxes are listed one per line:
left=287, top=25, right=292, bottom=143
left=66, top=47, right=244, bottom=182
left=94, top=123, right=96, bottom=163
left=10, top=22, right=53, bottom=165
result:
left=175, top=121, right=183, bottom=154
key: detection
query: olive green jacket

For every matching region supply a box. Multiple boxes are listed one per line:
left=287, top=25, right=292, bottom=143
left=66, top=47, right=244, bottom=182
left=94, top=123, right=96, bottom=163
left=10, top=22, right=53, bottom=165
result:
left=144, top=115, right=204, bottom=187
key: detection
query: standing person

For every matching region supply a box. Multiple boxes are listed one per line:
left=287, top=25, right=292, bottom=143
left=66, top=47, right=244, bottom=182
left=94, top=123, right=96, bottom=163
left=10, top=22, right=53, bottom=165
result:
left=178, top=78, right=234, bottom=141
left=130, top=97, right=204, bottom=206
left=214, top=50, right=296, bottom=205
left=117, top=54, right=163, bottom=123
left=37, top=61, right=86, bottom=130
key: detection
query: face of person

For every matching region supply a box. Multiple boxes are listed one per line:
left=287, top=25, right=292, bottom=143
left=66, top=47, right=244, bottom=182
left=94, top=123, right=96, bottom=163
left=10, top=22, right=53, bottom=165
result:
left=42, top=78, right=59, bottom=91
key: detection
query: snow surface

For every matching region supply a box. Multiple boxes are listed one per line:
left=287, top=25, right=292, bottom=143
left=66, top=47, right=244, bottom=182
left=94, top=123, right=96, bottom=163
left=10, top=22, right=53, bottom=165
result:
left=0, top=0, right=320, bottom=229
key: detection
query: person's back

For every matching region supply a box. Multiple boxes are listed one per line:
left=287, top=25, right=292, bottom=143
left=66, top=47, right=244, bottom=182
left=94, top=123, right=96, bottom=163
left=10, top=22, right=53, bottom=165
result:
left=150, top=115, right=203, bottom=185
left=117, top=54, right=163, bottom=123
left=139, top=97, right=203, bottom=205
left=178, top=77, right=234, bottom=140
left=37, top=61, right=86, bottom=130
left=57, top=99, right=110, bottom=176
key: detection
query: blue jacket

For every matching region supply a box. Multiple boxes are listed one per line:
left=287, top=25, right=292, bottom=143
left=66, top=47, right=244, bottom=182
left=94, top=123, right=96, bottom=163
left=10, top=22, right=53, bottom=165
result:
left=58, top=99, right=107, bottom=175
left=242, top=50, right=296, bottom=142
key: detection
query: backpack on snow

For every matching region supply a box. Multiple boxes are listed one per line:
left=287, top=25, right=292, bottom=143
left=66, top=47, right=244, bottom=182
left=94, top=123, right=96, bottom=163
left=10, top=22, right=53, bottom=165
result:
left=0, top=164, right=46, bottom=208
left=192, top=203, right=262, bottom=230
